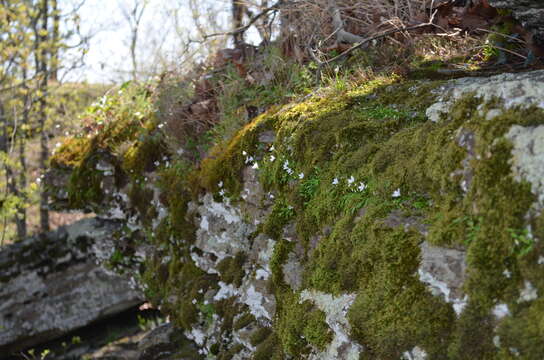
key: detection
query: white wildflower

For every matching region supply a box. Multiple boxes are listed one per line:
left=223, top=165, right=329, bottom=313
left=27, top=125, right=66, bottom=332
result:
left=358, top=182, right=367, bottom=192
left=299, top=173, right=304, bottom=179
left=242, top=150, right=247, bottom=156
left=392, top=188, right=401, bottom=198
left=218, top=181, right=223, bottom=188
left=332, top=178, right=339, bottom=185
left=219, top=189, right=225, bottom=196
left=192, top=299, right=197, bottom=304
left=269, top=145, right=275, bottom=152
left=503, top=269, right=512, bottom=278
left=158, top=123, right=164, bottom=129
left=282, top=160, right=290, bottom=170
left=154, top=161, right=160, bottom=166
left=252, top=162, right=259, bottom=169
left=270, top=155, right=276, bottom=162
left=347, top=175, right=355, bottom=185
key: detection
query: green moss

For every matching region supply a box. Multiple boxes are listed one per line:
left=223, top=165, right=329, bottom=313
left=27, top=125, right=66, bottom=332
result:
left=217, top=252, right=247, bottom=287
left=275, top=292, right=332, bottom=356
left=217, top=343, right=245, bottom=360
left=253, top=332, right=281, bottom=360
left=233, top=312, right=256, bottom=331
left=250, top=327, right=273, bottom=347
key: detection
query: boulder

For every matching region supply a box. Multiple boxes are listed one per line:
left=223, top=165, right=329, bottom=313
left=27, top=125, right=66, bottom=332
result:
left=488, top=0, right=544, bottom=45
left=0, top=218, right=143, bottom=357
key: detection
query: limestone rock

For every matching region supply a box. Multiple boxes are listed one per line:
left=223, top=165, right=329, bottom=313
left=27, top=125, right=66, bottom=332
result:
left=0, top=218, right=143, bottom=356
left=418, top=242, right=468, bottom=315
left=488, top=0, right=544, bottom=45
left=426, top=70, right=544, bottom=122
left=506, top=124, right=544, bottom=209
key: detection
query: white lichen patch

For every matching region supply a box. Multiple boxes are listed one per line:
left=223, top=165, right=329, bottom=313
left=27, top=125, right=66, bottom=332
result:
left=492, top=303, right=510, bottom=319
left=402, top=346, right=428, bottom=360
left=518, top=281, right=538, bottom=303
left=300, top=290, right=362, bottom=360
left=426, top=71, right=544, bottom=122
left=192, top=194, right=254, bottom=272
left=214, top=281, right=238, bottom=301
left=242, top=284, right=272, bottom=320
left=506, top=125, right=544, bottom=209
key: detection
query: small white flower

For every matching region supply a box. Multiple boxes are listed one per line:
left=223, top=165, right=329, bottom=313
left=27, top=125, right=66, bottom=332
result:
left=218, top=181, right=223, bottom=188
left=269, top=193, right=275, bottom=199
left=204, top=300, right=209, bottom=305
left=299, top=173, right=304, bottom=179
left=392, top=188, right=401, bottom=198
left=347, top=176, right=355, bottom=185
left=192, top=299, right=197, bottom=304
left=154, top=161, right=160, bottom=166
left=252, top=162, right=259, bottom=169
left=135, top=111, right=142, bottom=117
left=55, top=142, right=61, bottom=148
left=219, top=189, right=225, bottom=196
left=158, top=123, right=164, bottom=129
left=286, top=168, right=293, bottom=175
left=503, top=269, right=512, bottom=278
left=269, top=145, right=275, bottom=152
left=242, top=150, right=247, bottom=156
left=283, top=160, right=290, bottom=170
left=358, top=182, right=367, bottom=192
left=270, top=155, right=276, bottom=162
left=332, top=178, right=339, bottom=185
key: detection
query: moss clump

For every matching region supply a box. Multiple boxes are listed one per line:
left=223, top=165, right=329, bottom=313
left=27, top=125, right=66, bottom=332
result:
left=194, top=111, right=275, bottom=197
left=253, top=332, right=281, bottom=360
left=216, top=252, right=247, bottom=287
left=250, top=327, right=273, bottom=346
left=217, top=343, right=245, bottom=360
left=232, top=312, right=256, bottom=331
left=275, top=294, right=333, bottom=356
left=51, top=137, right=92, bottom=168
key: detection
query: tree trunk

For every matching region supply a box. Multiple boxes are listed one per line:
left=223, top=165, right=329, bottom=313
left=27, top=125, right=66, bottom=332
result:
left=37, top=0, right=50, bottom=232
left=16, top=68, right=30, bottom=240
left=50, top=0, right=60, bottom=82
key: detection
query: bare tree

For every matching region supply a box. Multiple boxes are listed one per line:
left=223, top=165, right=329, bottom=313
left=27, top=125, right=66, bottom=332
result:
left=119, top=0, right=149, bottom=80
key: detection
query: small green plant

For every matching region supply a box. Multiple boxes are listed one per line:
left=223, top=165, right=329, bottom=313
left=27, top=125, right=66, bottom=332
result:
left=508, top=228, right=534, bottom=257
left=452, top=216, right=481, bottom=246
left=198, top=302, right=216, bottom=325
left=299, top=170, right=321, bottom=205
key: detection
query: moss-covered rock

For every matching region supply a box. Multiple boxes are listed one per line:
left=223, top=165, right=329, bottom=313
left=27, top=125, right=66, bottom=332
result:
left=46, top=70, right=544, bottom=359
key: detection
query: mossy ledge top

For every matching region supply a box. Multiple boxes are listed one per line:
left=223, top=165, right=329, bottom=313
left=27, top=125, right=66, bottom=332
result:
left=49, top=70, right=544, bottom=359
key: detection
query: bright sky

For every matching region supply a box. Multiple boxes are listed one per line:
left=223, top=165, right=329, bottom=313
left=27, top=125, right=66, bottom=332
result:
left=67, top=0, right=234, bottom=84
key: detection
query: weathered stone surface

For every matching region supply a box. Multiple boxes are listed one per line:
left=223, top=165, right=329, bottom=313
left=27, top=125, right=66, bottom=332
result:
left=0, top=218, right=143, bottom=356
left=299, top=290, right=361, bottom=360
left=489, top=0, right=544, bottom=45
left=426, top=70, right=544, bottom=122
left=506, top=124, right=544, bottom=209
left=418, top=242, right=468, bottom=315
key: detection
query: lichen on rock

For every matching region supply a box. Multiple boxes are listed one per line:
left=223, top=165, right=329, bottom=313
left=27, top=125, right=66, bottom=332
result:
left=46, top=69, right=544, bottom=359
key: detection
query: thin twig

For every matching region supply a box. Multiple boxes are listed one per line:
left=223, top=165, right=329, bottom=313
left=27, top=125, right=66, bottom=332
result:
left=202, top=0, right=284, bottom=41
left=475, top=28, right=526, bottom=44
left=471, top=45, right=528, bottom=60
left=321, top=9, right=438, bottom=65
